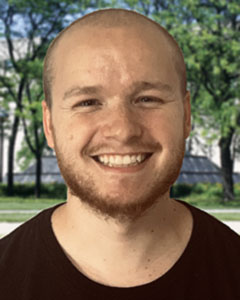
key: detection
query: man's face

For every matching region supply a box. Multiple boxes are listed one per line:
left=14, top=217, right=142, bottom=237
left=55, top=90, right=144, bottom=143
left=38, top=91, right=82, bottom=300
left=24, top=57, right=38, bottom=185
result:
left=42, top=24, right=191, bottom=222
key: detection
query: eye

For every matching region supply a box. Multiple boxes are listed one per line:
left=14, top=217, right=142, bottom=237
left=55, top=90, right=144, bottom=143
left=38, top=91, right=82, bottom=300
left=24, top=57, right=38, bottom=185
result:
left=138, top=96, right=163, bottom=104
left=73, top=99, right=99, bottom=108
left=139, top=97, right=155, bottom=103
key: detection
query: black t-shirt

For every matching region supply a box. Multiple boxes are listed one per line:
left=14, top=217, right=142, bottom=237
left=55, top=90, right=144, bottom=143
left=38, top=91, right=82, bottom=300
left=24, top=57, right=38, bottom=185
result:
left=0, top=200, right=240, bottom=300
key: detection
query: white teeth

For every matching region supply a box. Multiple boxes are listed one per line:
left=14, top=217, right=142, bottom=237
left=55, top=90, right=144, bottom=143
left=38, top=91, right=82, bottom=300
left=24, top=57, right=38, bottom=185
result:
left=109, top=156, right=115, bottom=164
left=131, top=156, right=136, bottom=163
left=103, top=155, right=108, bottom=164
left=98, top=156, right=105, bottom=163
left=123, top=155, right=131, bottom=164
left=97, top=154, right=148, bottom=167
left=115, top=156, right=123, bottom=164
left=136, top=154, right=142, bottom=163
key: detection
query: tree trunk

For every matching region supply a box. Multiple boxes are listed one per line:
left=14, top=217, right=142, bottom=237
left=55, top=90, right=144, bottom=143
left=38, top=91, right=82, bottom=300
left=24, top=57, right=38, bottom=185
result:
left=219, top=127, right=235, bottom=202
left=35, top=153, right=42, bottom=198
left=7, top=115, right=20, bottom=196
left=0, top=121, right=4, bottom=183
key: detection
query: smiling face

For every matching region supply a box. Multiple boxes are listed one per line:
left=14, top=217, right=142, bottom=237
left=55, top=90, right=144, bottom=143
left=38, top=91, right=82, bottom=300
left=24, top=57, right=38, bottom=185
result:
left=42, top=22, right=191, bottom=222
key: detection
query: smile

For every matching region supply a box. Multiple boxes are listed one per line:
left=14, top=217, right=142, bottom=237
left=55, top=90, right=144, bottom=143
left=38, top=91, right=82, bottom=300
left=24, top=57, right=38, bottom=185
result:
left=93, top=153, right=152, bottom=166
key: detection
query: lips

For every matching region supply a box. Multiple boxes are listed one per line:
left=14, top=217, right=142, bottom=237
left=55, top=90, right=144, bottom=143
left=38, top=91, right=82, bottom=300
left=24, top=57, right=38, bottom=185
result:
left=92, top=153, right=152, bottom=167
left=91, top=152, right=153, bottom=174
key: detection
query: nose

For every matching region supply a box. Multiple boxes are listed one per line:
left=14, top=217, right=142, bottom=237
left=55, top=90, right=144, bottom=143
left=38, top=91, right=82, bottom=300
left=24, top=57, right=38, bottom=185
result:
left=101, top=104, right=143, bottom=142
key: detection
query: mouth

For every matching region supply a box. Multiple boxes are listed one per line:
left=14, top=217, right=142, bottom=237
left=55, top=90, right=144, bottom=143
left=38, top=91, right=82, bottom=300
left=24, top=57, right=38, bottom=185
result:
left=92, top=153, right=153, bottom=169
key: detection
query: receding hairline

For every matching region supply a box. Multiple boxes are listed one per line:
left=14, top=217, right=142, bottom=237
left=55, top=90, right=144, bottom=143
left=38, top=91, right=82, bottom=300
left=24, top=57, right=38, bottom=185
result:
left=43, top=8, right=186, bottom=108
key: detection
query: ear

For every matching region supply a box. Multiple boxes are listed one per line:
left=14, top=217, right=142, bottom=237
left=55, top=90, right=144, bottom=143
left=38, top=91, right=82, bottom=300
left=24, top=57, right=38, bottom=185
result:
left=183, top=91, right=191, bottom=139
left=42, top=100, right=55, bottom=149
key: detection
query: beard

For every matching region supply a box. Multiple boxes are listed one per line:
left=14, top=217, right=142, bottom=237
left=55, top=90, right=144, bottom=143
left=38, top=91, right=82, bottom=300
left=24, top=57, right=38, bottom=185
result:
left=53, top=131, right=185, bottom=223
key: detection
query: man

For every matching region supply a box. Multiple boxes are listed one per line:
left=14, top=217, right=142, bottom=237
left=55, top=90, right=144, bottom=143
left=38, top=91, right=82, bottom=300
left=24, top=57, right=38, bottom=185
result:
left=1, top=8, right=240, bottom=300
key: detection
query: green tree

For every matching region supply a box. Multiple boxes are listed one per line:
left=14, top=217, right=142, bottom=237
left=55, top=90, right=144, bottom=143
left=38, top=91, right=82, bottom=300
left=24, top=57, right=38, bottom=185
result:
left=170, top=0, right=240, bottom=202
left=0, top=0, right=109, bottom=197
left=121, top=0, right=240, bottom=201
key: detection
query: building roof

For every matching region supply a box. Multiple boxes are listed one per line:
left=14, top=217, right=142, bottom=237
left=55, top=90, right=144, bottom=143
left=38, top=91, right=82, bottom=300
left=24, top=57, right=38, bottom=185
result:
left=11, top=156, right=64, bottom=184
left=176, top=153, right=240, bottom=184
left=7, top=153, right=240, bottom=184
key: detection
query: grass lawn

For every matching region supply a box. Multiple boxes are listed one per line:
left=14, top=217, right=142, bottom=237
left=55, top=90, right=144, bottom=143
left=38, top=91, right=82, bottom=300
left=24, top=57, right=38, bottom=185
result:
left=0, top=213, right=37, bottom=222
left=0, top=196, right=240, bottom=222
left=1, top=211, right=239, bottom=223
left=180, top=197, right=240, bottom=209
left=0, top=197, right=64, bottom=222
left=210, top=213, right=240, bottom=221
left=0, top=197, right=64, bottom=210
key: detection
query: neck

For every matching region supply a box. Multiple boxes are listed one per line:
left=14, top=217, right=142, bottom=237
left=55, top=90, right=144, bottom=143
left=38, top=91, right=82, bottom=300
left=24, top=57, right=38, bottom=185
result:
left=52, top=192, right=193, bottom=286
left=65, top=191, right=174, bottom=237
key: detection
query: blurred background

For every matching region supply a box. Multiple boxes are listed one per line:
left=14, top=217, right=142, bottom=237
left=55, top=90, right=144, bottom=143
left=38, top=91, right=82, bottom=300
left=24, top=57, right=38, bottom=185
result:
left=0, top=0, right=239, bottom=235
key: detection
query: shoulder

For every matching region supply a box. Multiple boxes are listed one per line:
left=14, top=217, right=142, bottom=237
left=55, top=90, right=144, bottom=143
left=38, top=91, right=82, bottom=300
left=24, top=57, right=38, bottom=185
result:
left=0, top=203, right=63, bottom=268
left=178, top=199, right=240, bottom=255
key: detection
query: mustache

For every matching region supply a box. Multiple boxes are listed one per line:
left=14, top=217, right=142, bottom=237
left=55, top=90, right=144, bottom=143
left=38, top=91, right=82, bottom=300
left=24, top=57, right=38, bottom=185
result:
left=87, top=141, right=161, bottom=156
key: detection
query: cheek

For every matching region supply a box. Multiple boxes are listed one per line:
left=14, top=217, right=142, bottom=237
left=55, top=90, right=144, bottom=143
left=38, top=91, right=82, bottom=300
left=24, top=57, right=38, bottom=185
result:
left=68, top=134, right=74, bottom=141
left=151, top=111, right=184, bottom=145
left=63, top=118, right=94, bottom=151
left=51, top=110, right=90, bottom=155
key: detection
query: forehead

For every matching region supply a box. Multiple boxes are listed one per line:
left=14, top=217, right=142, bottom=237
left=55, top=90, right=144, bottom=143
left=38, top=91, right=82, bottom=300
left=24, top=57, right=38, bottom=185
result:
left=52, top=24, right=179, bottom=97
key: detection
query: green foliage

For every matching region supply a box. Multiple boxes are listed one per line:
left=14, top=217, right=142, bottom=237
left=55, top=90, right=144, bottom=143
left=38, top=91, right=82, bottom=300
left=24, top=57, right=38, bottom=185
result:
left=172, top=182, right=224, bottom=199
left=0, top=0, right=111, bottom=185
left=0, top=183, right=67, bottom=199
left=16, top=141, right=35, bottom=171
left=119, top=0, right=240, bottom=144
left=171, top=184, right=193, bottom=197
left=172, top=183, right=240, bottom=206
left=192, top=183, right=223, bottom=198
left=123, top=0, right=240, bottom=201
left=1, top=0, right=239, bottom=200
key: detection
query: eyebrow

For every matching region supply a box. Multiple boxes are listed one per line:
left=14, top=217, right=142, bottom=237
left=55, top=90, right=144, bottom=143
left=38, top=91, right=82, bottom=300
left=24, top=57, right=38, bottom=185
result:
left=63, top=85, right=103, bottom=100
left=132, top=81, right=173, bottom=94
left=63, top=80, right=173, bottom=101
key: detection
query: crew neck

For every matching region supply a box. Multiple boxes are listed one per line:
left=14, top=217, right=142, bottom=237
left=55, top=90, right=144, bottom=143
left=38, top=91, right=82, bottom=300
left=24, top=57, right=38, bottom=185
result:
left=38, top=200, right=201, bottom=298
